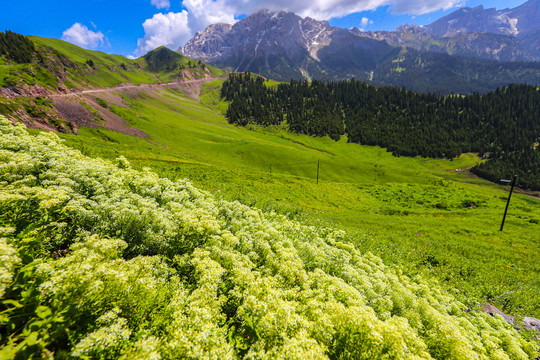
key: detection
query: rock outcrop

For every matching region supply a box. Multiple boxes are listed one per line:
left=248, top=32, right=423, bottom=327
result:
left=473, top=302, right=540, bottom=333
left=424, top=0, right=540, bottom=57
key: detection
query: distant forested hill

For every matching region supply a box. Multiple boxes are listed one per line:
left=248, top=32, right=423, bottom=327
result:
left=222, top=74, right=540, bottom=189
left=370, top=51, right=540, bottom=94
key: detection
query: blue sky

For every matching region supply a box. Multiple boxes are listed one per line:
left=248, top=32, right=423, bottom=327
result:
left=0, top=0, right=527, bottom=57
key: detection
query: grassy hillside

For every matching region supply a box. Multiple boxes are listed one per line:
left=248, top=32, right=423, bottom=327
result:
left=1, top=32, right=539, bottom=358
left=0, top=35, right=225, bottom=90
left=31, top=37, right=156, bottom=88
left=1, top=115, right=538, bottom=359
left=0, top=34, right=226, bottom=133
left=49, top=82, right=540, bottom=320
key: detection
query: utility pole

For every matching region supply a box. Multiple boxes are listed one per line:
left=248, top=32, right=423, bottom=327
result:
left=316, top=160, right=320, bottom=184
left=500, top=175, right=517, bottom=231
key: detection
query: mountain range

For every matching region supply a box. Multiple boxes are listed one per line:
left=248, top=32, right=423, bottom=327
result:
left=180, top=0, right=540, bottom=92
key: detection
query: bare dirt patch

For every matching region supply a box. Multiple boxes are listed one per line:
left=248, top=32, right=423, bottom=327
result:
left=0, top=84, right=52, bottom=99
left=53, top=98, right=96, bottom=130
left=8, top=111, right=63, bottom=133
left=83, top=95, right=147, bottom=138
left=4, top=75, right=228, bottom=137
left=53, top=96, right=147, bottom=138
left=174, top=74, right=228, bottom=100
left=32, top=119, right=60, bottom=132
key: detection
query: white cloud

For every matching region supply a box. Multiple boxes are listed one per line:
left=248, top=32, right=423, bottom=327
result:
left=134, top=0, right=463, bottom=55
left=135, top=0, right=235, bottom=56
left=177, top=0, right=463, bottom=21
left=151, top=0, right=170, bottom=9
left=357, top=16, right=374, bottom=31
left=390, top=0, right=463, bottom=15
left=62, top=23, right=106, bottom=50
left=360, top=17, right=370, bottom=28
left=183, top=0, right=236, bottom=33
left=135, top=11, right=191, bottom=56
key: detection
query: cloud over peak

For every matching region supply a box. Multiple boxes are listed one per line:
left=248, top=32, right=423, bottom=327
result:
left=134, top=0, right=464, bottom=56
left=135, top=11, right=191, bottom=56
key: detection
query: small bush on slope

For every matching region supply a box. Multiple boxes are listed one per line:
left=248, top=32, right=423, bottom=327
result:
left=0, top=116, right=537, bottom=359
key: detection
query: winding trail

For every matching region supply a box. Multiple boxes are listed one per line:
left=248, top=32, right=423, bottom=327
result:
left=2, top=75, right=229, bottom=137
left=49, top=75, right=228, bottom=100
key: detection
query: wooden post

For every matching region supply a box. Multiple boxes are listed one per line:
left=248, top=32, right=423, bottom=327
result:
left=500, top=175, right=517, bottom=231
left=269, top=164, right=272, bottom=174
left=316, top=160, right=320, bottom=184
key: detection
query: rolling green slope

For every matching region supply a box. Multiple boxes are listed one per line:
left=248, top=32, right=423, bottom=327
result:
left=1, top=32, right=538, bottom=352
left=0, top=33, right=227, bottom=132
left=2, top=115, right=538, bottom=359
left=0, top=34, right=225, bottom=90
left=51, top=83, right=540, bottom=319
left=31, top=36, right=156, bottom=88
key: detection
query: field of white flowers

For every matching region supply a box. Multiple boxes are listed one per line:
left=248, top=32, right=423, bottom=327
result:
left=0, top=115, right=538, bottom=359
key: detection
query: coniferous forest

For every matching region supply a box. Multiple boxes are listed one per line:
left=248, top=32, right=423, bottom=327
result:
left=222, top=74, right=540, bottom=190
left=0, top=30, right=35, bottom=64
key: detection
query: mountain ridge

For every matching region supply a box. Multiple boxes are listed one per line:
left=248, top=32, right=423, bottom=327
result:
left=180, top=4, right=540, bottom=93
left=368, top=0, right=540, bottom=59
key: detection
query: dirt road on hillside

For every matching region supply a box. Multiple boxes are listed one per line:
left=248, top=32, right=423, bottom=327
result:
left=2, top=75, right=228, bottom=136
left=49, top=75, right=228, bottom=100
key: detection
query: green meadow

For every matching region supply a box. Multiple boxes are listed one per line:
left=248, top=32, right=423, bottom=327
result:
left=55, top=82, right=540, bottom=319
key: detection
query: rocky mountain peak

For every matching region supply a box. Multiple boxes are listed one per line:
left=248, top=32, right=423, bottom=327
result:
left=426, top=5, right=514, bottom=37
left=180, top=9, right=337, bottom=69
left=180, top=23, right=233, bottom=62
left=502, top=0, right=540, bottom=36
left=179, top=1, right=540, bottom=83
left=395, top=24, right=424, bottom=32
left=425, top=0, right=540, bottom=38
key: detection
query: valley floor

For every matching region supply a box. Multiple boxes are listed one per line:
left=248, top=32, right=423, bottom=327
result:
left=50, top=82, right=540, bottom=319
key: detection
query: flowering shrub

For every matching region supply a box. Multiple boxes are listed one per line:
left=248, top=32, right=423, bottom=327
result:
left=0, top=235, right=19, bottom=298
left=0, top=115, right=538, bottom=359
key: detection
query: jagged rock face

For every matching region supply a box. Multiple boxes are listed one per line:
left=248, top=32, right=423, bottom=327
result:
left=438, top=32, right=539, bottom=61
left=520, top=28, right=540, bottom=57
left=180, top=9, right=394, bottom=80
left=362, top=26, right=538, bottom=62
left=181, top=23, right=232, bottom=62
left=353, top=0, right=540, bottom=62
left=180, top=2, right=540, bottom=86
left=501, top=0, right=540, bottom=37
left=358, top=24, right=435, bottom=46
left=219, top=10, right=323, bottom=68
left=422, top=0, right=540, bottom=60
left=181, top=10, right=335, bottom=72
left=426, top=0, right=540, bottom=38
left=427, top=5, right=519, bottom=37
left=181, top=1, right=540, bottom=79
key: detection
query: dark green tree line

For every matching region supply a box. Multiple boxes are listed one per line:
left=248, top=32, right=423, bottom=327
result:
left=221, top=74, right=540, bottom=189
left=0, top=30, right=35, bottom=63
